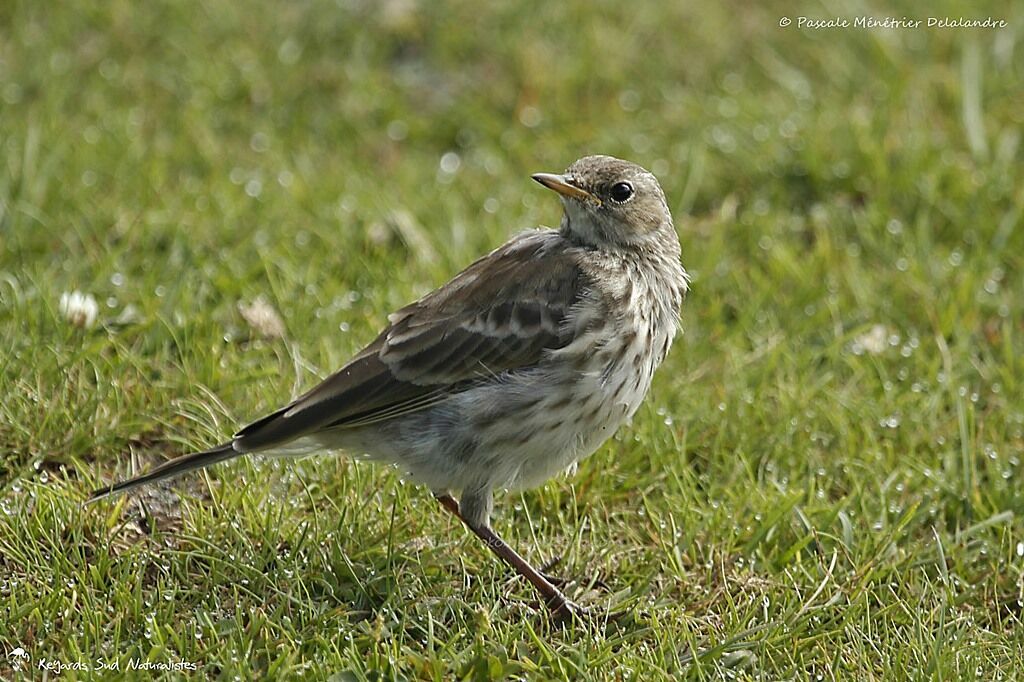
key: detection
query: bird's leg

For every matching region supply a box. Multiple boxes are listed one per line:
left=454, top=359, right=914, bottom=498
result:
left=434, top=493, right=585, bottom=621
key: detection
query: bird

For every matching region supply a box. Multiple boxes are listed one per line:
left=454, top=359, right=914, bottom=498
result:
left=89, top=155, right=689, bottom=621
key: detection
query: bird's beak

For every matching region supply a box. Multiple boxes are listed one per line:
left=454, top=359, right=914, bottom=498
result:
left=531, top=173, right=602, bottom=206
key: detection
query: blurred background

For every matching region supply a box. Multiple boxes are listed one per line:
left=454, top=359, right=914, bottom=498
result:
left=1, top=0, right=1023, bottom=676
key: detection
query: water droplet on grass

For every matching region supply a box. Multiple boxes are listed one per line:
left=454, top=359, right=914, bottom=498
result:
left=439, top=152, right=461, bottom=175
left=880, top=415, right=900, bottom=429
left=250, top=132, right=270, bottom=153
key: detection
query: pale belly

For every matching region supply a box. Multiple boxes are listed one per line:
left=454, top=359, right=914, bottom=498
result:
left=480, top=320, right=673, bottom=492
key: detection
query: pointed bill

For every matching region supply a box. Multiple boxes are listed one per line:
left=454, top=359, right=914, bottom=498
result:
left=531, top=173, right=602, bottom=206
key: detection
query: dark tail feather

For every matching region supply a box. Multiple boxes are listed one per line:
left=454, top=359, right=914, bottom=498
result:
left=87, top=442, right=242, bottom=503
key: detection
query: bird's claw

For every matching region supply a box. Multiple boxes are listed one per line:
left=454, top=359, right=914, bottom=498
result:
left=549, top=598, right=591, bottom=625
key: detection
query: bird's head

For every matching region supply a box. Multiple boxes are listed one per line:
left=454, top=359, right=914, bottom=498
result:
left=532, top=155, right=676, bottom=252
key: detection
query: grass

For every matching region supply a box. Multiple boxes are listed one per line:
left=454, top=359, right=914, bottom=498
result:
left=1, top=0, right=1023, bottom=678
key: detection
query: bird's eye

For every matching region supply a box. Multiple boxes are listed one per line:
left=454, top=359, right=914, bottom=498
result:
left=609, top=182, right=634, bottom=203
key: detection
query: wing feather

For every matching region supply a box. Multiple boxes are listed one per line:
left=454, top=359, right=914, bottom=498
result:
left=233, top=232, right=586, bottom=451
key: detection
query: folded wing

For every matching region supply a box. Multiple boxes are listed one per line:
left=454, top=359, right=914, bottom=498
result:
left=233, top=232, right=586, bottom=451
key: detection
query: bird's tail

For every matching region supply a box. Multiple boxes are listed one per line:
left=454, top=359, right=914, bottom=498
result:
left=87, top=442, right=241, bottom=503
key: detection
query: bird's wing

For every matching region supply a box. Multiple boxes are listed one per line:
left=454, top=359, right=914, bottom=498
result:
left=233, top=232, right=587, bottom=451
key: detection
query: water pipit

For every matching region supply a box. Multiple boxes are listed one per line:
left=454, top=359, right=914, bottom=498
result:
left=90, top=155, right=689, bottom=621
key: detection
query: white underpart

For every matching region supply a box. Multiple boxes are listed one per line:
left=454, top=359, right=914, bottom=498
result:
left=497, top=255, right=683, bottom=492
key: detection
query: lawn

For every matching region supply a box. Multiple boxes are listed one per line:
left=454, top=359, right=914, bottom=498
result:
left=2, top=0, right=1023, bottom=678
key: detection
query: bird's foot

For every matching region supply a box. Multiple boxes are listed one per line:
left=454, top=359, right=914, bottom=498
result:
left=549, top=598, right=592, bottom=625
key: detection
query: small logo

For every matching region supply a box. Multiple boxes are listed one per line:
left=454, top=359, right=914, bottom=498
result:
left=8, top=647, right=30, bottom=670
